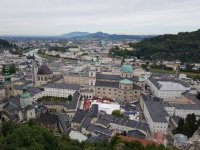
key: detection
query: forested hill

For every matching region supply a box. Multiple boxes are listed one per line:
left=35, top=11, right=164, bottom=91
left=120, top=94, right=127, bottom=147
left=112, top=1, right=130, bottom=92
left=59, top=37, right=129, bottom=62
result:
left=0, top=39, right=17, bottom=53
left=0, top=39, right=20, bottom=55
left=0, top=39, right=13, bottom=48
left=132, top=29, right=200, bottom=62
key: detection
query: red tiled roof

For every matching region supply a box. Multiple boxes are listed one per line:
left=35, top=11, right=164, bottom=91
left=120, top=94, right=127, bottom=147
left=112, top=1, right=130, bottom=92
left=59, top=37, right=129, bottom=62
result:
left=119, top=136, right=158, bottom=147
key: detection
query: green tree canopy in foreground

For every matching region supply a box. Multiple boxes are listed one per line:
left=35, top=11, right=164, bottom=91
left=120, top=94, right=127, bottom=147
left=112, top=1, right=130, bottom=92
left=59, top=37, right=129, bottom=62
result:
left=0, top=121, right=175, bottom=150
left=0, top=121, right=57, bottom=150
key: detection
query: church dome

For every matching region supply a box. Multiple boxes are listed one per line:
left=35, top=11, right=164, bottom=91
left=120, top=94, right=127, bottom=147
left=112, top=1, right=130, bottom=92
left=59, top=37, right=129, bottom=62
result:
left=121, top=64, right=134, bottom=73
left=119, top=79, right=133, bottom=85
left=20, top=86, right=31, bottom=99
left=38, top=65, right=53, bottom=75
left=20, top=91, right=31, bottom=99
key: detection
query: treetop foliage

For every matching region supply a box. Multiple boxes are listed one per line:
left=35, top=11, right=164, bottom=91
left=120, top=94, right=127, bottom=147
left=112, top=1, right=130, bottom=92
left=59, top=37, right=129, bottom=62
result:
left=0, top=121, right=175, bottom=150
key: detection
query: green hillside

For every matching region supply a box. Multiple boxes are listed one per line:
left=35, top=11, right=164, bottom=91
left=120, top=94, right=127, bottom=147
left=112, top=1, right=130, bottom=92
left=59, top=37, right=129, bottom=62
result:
left=132, top=29, right=200, bottom=62
left=0, top=39, right=15, bottom=49
left=0, top=39, right=22, bottom=55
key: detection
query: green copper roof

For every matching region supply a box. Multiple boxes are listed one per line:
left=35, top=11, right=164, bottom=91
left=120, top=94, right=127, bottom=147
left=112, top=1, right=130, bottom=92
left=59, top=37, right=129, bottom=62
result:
left=90, top=61, right=96, bottom=66
left=3, top=66, right=11, bottom=82
left=119, top=79, right=133, bottom=84
left=139, top=76, right=145, bottom=82
left=20, top=92, right=31, bottom=99
left=121, top=65, right=134, bottom=73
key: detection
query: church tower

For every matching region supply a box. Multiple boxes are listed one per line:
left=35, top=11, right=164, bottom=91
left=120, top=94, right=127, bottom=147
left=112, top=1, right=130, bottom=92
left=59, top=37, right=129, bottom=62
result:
left=89, top=61, right=96, bottom=87
left=4, top=65, right=14, bottom=98
left=20, top=87, right=32, bottom=108
left=32, top=54, right=38, bottom=85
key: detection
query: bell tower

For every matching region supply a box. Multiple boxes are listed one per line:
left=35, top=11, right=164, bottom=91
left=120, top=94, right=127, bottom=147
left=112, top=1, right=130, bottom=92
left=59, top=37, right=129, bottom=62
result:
left=89, top=69, right=96, bottom=86
left=32, top=54, right=38, bottom=85
left=4, top=65, right=14, bottom=98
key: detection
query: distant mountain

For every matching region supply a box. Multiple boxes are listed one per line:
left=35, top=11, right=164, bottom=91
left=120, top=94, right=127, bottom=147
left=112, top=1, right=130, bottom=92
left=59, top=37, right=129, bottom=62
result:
left=0, top=32, right=152, bottom=41
left=61, top=32, right=91, bottom=38
left=67, top=31, right=152, bottom=40
left=83, top=32, right=110, bottom=39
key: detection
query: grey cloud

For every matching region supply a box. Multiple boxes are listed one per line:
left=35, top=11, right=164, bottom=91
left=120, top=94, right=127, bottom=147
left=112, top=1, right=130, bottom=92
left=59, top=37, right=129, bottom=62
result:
left=0, top=0, right=199, bottom=35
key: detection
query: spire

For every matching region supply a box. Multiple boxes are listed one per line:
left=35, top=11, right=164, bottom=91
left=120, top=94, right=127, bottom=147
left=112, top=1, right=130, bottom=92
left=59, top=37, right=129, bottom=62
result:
left=32, top=53, right=35, bottom=60
left=22, top=86, right=27, bottom=93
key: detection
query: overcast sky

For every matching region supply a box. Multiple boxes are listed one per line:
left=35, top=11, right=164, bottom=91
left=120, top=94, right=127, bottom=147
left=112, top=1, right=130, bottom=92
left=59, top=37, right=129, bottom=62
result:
left=0, top=0, right=200, bottom=35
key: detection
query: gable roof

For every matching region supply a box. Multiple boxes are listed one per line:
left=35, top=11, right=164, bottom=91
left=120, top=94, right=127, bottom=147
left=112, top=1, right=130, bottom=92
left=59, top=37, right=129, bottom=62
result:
left=38, top=65, right=53, bottom=75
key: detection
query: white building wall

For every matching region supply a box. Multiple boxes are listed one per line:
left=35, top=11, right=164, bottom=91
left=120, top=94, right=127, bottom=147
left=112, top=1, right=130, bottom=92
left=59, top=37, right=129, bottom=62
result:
left=26, top=109, right=36, bottom=120
left=174, top=109, right=200, bottom=118
left=32, top=91, right=44, bottom=101
left=43, top=87, right=77, bottom=98
left=143, top=102, right=168, bottom=134
left=164, top=106, right=175, bottom=116
left=147, top=79, right=190, bottom=99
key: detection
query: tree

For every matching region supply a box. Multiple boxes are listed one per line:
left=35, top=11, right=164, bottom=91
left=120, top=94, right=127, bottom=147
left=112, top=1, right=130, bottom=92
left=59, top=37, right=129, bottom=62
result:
left=112, top=110, right=123, bottom=117
left=176, top=118, right=185, bottom=133
left=1, top=121, right=17, bottom=137
left=0, top=121, right=174, bottom=150
left=1, top=121, right=58, bottom=150
left=38, top=49, right=43, bottom=54
left=185, top=113, right=198, bottom=136
left=2, top=64, right=16, bottom=75
left=173, top=113, right=199, bottom=138
left=196, top=92, right=200, bottom=100
left=141, top=64, right=148, bottom=70
left=131, top=29, right=200, bottom=63
left=68, top=94, right=72, bottom=101
left=9, top=63, right=16, bottom=74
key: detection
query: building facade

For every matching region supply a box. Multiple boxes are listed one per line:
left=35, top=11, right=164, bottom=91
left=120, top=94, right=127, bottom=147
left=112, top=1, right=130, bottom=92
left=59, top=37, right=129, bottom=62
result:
left=42, top=83, right=80, bottom=98
left=140, top=94, right=169, bottom=134
left=148, top=75, right=191, bottom=99
left=62, top=64, right=144, bottom=102
left=95, top=65, right=142, bottom=102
